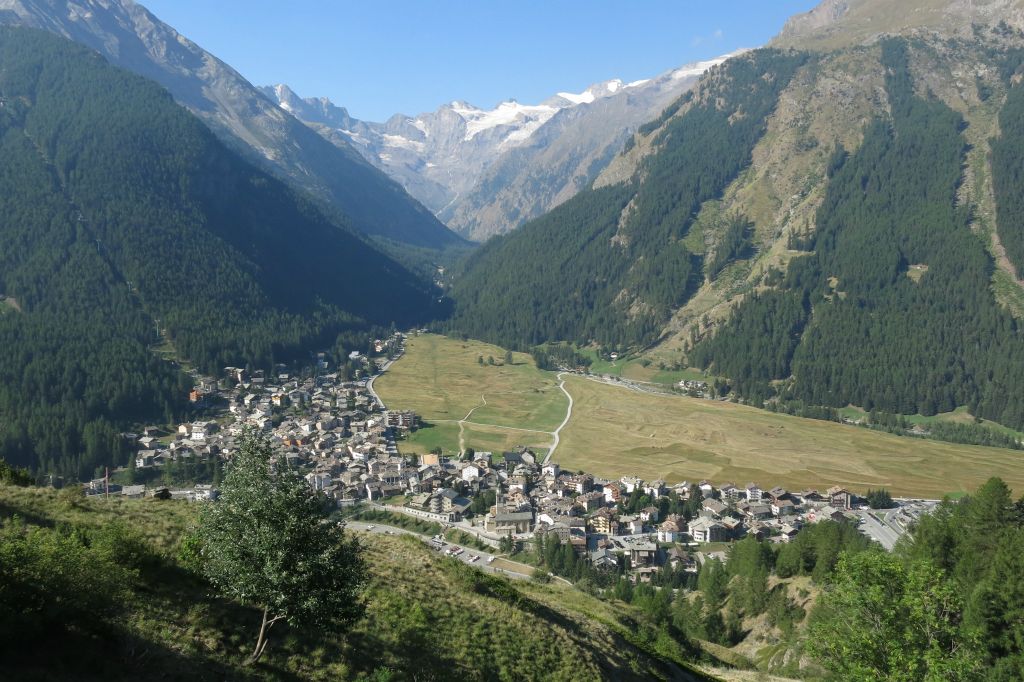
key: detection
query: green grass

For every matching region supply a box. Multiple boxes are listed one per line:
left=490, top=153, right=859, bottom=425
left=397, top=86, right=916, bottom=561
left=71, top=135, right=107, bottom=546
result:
left=376, top=335, right=567, bottom=432
left=401, top=421, right=462, bottom=455
left=377, top=334, right=565, bottom=456
left=443, top=529, right=490, bottom=552
left=580, top=348, right=710, bottom=386
left=0, top=485, right=715, bottom=681
left=401, top=420, right=553, bottom=458
left=349, top=508, right=442, bottom=536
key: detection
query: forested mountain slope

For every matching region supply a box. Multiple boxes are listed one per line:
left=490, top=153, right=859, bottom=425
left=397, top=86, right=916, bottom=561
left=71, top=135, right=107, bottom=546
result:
left=691, top=39, right=1024, bottom=429
left=0, top=28, right=441, bottom=478
left=448, top=0, right=1024, bottom=433
left=0, top=0, right=463, bottom=250
left=447, top=49, right=808, bottom=347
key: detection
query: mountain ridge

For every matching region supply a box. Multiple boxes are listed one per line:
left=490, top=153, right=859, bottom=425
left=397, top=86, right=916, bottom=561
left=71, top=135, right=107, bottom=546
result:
left=447, top=0, right=1024, bottom=433
left=0, top=0, right=464, bottom=249
left=266, top=54, right=737, bottom=241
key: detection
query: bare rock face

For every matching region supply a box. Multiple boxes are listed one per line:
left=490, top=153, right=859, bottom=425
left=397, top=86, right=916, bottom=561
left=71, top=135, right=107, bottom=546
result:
left=774, top=0, right=1024, bottom=50
left=266, top=55, right=736, bottom=242
left=0, top=0, right=460, bottom=248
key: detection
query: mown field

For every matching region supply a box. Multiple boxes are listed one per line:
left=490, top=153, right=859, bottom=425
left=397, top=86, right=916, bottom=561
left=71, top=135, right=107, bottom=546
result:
left=555, top=377, right=1024, bottom=498
left=375, top=334, right=567, bottom=456
left=381, top=335, right=1024, bottom=498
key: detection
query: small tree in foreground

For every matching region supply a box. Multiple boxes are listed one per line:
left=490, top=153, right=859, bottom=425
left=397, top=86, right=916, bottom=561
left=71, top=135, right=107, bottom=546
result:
left=196, top=430, right=365, bottom=663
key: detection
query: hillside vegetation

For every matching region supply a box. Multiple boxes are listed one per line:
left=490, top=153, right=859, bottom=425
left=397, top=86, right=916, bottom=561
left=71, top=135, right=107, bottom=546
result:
left=692, top=39, right=1024, bottom=430
left=446, top=19, right=1024, bottom=435
left=0, top=28, right=441, bottom=479
left=448, top=50, right=807, bottom=349
left=0, top=485, right=713, bottom=681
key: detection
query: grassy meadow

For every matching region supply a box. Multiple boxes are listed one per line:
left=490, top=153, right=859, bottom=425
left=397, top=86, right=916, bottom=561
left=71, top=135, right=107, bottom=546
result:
left=555, top=376, right=1024, bottom=498
left=382, top=335, right=1024, bottom=498
left=375, top=334, right=568, bottom=456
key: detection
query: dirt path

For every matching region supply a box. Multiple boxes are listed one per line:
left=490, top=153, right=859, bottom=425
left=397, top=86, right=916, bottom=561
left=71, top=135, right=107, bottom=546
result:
left=543, top=373, right=574, bottom=464
left=458, top=394, right=487, bottom=454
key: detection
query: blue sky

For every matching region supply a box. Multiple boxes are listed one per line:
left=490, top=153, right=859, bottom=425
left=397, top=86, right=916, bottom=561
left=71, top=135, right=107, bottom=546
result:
left=142, top=1, right=820, bottom=122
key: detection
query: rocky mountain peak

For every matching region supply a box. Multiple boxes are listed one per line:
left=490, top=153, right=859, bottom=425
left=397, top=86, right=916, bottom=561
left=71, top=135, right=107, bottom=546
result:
left=774, top=0, right=1024, bottom=50
left=267, top=52, right=736, bottom=240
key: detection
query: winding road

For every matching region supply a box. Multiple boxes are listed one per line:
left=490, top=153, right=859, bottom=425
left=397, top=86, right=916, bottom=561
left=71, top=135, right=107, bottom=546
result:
left=543, top=372, right=574, bottom=464
left=364, top=354, right=399, bottom=410
left=371, top=348, right=576, bottom=463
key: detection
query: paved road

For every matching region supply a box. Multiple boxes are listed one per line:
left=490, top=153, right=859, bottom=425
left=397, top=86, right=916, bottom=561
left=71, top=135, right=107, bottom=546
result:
left=347, top=519, right=534, bottom=580
left=364, top=352, right=400, bottom=410
left=851, top=509, right=903, bottom=550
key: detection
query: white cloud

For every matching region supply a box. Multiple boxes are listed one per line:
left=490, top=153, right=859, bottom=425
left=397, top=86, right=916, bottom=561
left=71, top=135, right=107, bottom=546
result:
left=693, top=28, right=725, bottom=47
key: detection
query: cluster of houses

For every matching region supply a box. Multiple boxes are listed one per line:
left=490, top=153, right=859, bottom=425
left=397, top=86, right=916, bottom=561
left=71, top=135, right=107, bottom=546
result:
left=374, top=438, right=862, bottom=582
left=97, top=330, right=885, bottom=586
left=677, top=379, right=710, bottom=398
left=413, top=452, right=862, bottom=581
left=99, top=335, right=427, bottom=503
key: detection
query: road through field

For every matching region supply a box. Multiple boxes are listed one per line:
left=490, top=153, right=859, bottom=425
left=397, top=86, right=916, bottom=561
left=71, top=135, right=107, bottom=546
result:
left=376, top=336, right=574, bottom=457
left=543, top=373, right=574, bottom=464
left=378, top=335, right=1024, bottom=497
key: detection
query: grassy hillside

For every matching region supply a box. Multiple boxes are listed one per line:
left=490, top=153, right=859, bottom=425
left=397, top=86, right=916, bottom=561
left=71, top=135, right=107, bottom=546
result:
left=772, top=0, right=1024, bottom=51
left=0, top=485, right=715, bottom=681
left=380, top=335, right=1024, bottom=498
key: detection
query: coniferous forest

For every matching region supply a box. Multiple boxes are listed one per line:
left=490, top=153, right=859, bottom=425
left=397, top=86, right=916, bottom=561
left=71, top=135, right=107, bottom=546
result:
left=0, top=28, right=442, bottom=478
left=447, top=49, right=807, bottom=349
left=692, top=39, right=1024, bottom=430
left=991, top=50, right=1024, bottom=279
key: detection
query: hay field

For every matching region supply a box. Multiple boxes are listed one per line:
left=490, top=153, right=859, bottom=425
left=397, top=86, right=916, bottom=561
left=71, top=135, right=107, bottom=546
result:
left=554, top=376, right=1024, bottom=498
left=375, top=334, right=567, bottom=455
left=377, top=335, right=1024, bottom=497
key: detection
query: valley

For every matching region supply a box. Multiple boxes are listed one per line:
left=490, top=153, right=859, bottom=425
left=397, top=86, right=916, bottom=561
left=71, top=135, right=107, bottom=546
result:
left=5, top=0, right=1024, bottom=679
left=377, top=334, right=1024, bottom=499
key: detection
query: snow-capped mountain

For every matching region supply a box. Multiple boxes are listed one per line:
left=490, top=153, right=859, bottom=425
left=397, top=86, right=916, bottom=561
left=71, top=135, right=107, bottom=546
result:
left=265, top=54, right=737, bottom=241
left=0, top=0, right=461, bottom=249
